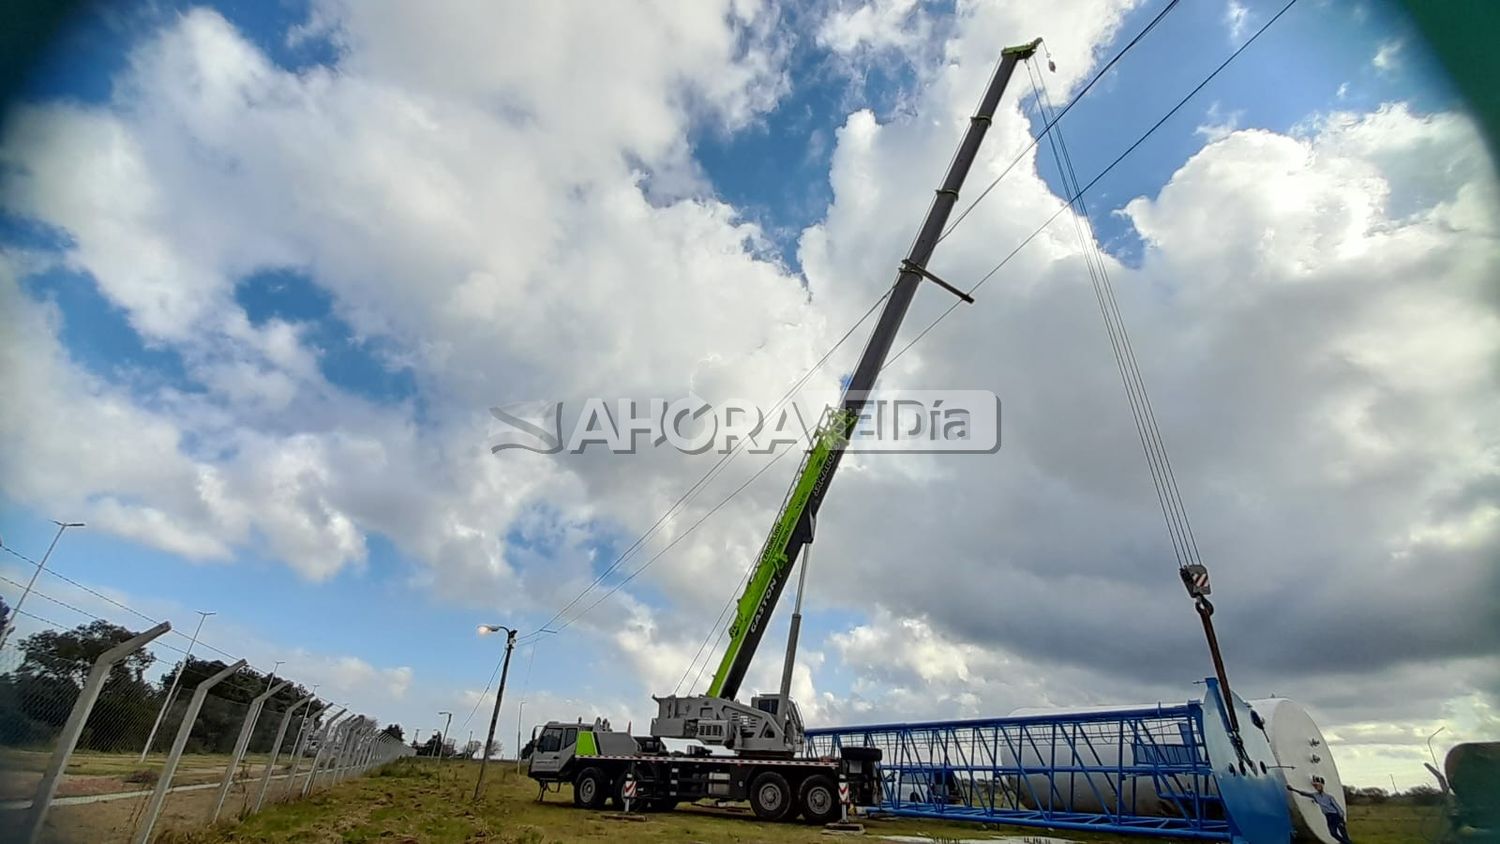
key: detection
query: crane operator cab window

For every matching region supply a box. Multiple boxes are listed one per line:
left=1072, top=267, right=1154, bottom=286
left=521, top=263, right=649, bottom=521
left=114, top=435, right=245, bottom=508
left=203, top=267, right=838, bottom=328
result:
left=528, top=724, right=577, bottom=776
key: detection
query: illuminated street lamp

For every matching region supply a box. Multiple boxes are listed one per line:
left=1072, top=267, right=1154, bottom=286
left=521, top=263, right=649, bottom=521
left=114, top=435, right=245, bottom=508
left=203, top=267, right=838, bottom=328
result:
left=473, top=624, right=517, bottom=800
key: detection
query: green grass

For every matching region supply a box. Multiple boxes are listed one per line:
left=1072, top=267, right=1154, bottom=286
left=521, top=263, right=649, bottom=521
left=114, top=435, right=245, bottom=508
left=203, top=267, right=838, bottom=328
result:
left=139, top=759, right=1445, bottom=844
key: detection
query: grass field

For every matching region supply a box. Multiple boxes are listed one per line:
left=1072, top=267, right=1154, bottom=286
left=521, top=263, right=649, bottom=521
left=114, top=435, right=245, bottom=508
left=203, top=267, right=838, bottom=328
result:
left=137, top=758, right=1446, bottom=844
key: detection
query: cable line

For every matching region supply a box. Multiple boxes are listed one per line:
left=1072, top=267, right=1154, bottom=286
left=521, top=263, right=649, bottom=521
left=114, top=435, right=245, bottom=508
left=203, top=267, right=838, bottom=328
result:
left=886, top=0, right=1299, bottom=376
left=524, top=285, right=895, bottom=638
left=937, top=0, right=1184, bottom=244
left=549, top=441, right=798, bottom=636
left=1026, top=59, right=1195, bottom=568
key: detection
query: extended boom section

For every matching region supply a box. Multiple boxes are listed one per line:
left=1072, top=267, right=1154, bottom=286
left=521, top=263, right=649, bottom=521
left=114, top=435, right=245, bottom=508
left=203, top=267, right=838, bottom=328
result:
left=708, top=410, right=854, bottom=698
left=690, top=37, right=1043, bottom=713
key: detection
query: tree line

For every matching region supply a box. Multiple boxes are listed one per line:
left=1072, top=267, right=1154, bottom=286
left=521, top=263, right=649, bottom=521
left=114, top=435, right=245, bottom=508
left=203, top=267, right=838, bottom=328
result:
left=0, top=620, right=322, bottom=755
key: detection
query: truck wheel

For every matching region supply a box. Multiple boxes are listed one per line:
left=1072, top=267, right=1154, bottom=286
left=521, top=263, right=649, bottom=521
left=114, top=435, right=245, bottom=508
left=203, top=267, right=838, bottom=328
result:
left=573, top=767, right=607, bottom=809
left=749, top=771, right=793, bottom=821
left=799, top=775, right=840, bottom=825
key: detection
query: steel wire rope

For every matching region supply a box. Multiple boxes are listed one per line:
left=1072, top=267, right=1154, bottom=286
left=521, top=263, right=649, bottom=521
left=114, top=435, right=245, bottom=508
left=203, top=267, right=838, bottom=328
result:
left=1028, top=60, right=1203, bottom=569
left=936, top=0, right=1185, bottom=245
left=458, top=306, right=870, bottom=727
left=522, top=284, right=896, bottom=640
left=884, top=0, right=1301, bottom=378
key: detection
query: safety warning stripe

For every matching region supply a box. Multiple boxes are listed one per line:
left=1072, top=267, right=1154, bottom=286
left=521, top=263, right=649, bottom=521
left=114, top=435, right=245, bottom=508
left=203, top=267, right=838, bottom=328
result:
left=588, top=755, right=840, bottom=767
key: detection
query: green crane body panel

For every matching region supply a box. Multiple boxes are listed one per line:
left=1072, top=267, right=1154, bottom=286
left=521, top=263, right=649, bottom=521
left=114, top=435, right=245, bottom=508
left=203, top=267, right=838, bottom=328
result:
left=575, top=730, right=598, bottom=757
left=707, top=410, right=854, bottom=698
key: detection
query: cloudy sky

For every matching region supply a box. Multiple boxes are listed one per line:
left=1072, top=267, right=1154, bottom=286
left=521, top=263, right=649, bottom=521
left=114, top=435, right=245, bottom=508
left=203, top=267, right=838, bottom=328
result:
left=1, top=0, right=1495, bottom=788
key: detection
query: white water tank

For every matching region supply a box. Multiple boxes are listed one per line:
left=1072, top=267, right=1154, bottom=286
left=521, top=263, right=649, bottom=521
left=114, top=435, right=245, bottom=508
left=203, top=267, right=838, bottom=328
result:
left=1001, top=695, right=1344, bottom=840
left=1250, top=698, right=1345, bottom=844
left=1001, top=703, right=1215, bottom=815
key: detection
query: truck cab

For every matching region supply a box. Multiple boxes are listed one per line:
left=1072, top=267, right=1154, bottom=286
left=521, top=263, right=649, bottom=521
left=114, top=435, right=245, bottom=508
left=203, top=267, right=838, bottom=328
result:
left=526, top=720, right=640, bottom=780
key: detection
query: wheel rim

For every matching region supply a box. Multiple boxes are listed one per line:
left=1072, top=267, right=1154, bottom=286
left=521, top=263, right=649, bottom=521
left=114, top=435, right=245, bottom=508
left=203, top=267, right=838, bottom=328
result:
left=807, top=785, right=833, bottom=815
left=580, top=779, right=595, bottom=802
left=759, top=782, right=785, bottom=812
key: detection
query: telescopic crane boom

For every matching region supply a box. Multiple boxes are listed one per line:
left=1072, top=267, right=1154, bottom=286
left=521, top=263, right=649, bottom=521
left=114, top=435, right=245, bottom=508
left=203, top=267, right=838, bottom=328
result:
left=651, top=37, right=1041, bottom=756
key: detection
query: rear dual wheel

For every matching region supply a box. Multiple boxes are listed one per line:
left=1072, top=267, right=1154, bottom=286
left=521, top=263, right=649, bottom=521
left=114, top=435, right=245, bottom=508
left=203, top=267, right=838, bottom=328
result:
left=750, top=771, right=842, bottom=824
left=799, top=775, right=841, bottom=825
left=750, top=771, right=793, bottom=821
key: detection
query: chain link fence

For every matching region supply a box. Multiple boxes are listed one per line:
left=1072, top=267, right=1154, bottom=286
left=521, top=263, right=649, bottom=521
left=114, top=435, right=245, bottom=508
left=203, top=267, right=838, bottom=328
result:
left=0, top=570, right=412, bottom=844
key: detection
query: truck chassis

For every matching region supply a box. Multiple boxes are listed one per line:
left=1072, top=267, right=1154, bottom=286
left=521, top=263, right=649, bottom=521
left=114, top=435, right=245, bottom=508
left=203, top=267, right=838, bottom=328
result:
left=531, top=735, right=879, bottom=824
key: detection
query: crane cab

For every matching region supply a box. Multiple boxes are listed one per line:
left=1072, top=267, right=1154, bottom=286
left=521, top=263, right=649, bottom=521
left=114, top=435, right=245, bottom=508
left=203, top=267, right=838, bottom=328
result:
left=525, top=719, right=640, bottom=779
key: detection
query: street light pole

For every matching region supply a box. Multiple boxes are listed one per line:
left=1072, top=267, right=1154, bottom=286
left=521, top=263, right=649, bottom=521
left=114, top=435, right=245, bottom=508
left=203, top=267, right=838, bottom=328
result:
left=1426, top=725, right=1447, bottom=769
left=473, top=624, right=516, bottom=801
left=515, top=699, right=526, bottom=775
left=0, top=520, right=85, bottom=651
left=437, top=711, right=453, bottom=762
left=265, top=660, right=285, bottom=693
left=139, top=610, right=215, bottom=761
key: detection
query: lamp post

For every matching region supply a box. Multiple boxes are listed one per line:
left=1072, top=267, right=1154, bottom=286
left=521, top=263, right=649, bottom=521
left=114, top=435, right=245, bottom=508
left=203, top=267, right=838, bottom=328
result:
left=437, top=711, right=453, bottom=762
left=473, top=624, right=516, bottom=801
left=140, top=610, right=215, bottom=761
left=265, top=660, right=285, bottom=693
left=0, top=520, right=85, bottom=651
left=1426, top=725, right=1447, bottom=769
left=515, top=699, right=526, bottom=775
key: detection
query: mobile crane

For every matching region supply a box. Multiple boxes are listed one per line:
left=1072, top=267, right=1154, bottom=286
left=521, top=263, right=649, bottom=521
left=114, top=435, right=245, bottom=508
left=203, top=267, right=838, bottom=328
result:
left=524, top=36, right=1041, bottom=824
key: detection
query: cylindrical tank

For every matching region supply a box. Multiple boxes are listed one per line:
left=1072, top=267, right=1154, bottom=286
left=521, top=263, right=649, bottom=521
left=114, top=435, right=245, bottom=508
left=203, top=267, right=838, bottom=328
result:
left=1002, top=704, right=1216, bottom=816
left=998, top=697, right=1343, bottom=840
left=1249, top=698, right=1345, bottom=844
left=1445, top=742, right=1500, bottom=831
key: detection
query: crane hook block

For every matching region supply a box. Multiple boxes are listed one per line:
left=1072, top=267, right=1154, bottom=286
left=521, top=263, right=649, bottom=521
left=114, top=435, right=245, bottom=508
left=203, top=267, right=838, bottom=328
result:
left=1180, top=563, right=1211, bottom=598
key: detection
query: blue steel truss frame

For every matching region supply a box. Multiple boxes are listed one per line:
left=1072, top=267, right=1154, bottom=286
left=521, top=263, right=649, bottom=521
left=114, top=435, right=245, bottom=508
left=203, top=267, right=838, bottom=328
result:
left=806, top=702, right=1235, bottom=840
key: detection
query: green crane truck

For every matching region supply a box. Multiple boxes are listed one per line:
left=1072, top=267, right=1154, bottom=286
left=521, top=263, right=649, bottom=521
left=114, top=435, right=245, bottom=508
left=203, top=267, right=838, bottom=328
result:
left=526, top=35, right=1043, bottom=825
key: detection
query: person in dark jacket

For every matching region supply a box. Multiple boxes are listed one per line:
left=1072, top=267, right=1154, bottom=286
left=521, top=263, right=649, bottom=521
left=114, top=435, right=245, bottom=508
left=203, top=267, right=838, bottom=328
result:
left=1287, top=775, right=1351, bottom=844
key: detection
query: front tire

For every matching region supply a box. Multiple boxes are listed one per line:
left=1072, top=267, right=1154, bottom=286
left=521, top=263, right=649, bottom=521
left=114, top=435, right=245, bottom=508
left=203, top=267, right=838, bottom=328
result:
left=749, top=771, right=793, bottom=822
left=799, top=774, right=840, bottom=825
left=574, top=767, right=607, bottom=809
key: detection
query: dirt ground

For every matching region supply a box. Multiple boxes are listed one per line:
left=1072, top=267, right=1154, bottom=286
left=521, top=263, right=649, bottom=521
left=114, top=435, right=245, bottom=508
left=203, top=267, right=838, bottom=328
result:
left=0, top=749, right=281, bottom=801
left=0, top=763, right=323, bottom=844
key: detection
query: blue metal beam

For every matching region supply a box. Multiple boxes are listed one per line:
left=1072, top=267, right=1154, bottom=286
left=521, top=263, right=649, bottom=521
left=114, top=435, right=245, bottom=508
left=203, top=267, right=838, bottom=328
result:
left=806, top=685, right=1289, bottom=844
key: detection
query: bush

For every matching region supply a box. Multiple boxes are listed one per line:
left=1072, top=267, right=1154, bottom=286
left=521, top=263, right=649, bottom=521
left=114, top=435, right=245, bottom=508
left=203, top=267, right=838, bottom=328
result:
left=124, top=768, right=159, bottom=785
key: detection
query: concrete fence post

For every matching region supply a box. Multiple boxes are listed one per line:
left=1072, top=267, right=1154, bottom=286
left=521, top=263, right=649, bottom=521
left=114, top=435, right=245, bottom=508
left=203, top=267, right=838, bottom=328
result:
left=134, top=659, right=247, bottom=844
left=334, top=723, right=365, bottom=784
left=352, top=736, right=368, bottom=777
left=310, top=720, right=345, bottom=790
left=254, top=695, right=314, bottom=813
left=22, top=621, right=171, bottom=844
left=284, top=704, right=337, bottom=798
left=359, top=731, right=377, bottom=774
left=303, top=712, right=350, bottom=796
left=331, top=723, right=357, bottom=783
left=337, top=728, right=365, bottom=782
left=211, top=679, right=287, bottom=822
